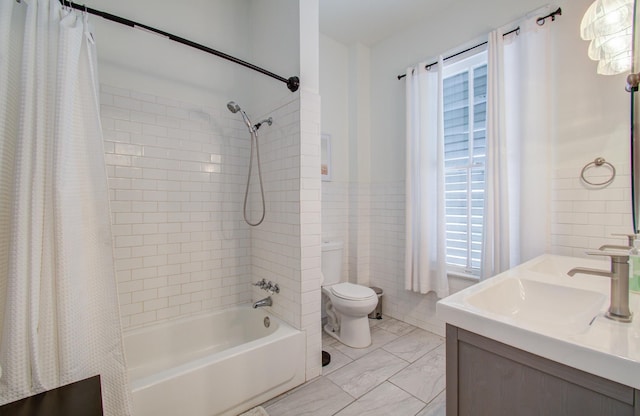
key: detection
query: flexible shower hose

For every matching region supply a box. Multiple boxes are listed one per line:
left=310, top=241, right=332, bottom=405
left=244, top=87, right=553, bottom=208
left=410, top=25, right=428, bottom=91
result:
left=243, top=129, right=266, bottom=226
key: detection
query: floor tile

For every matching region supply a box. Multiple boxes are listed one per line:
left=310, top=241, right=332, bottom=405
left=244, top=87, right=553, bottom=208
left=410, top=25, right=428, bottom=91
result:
left=383, top=328, right=444, bottom=363
left=389, top=344, right=446, bottom=404
left=334, top=382, right=426, bottom=416
left=322, top=328, right=338, bottom=347
left=327, top=348, right=409, bottom=399
left=416, top=390, right=446, bottom=416
left=261, top=317, right=448, bottom=416
left=368, top=317, right=383, bottom=328
left=374, top=317, right=416, bottom=336
left=332, top=327, right=399, bottom=360
left=321, top=344, right=353, bottom=375
left=265, top=377, right=353, bottom=416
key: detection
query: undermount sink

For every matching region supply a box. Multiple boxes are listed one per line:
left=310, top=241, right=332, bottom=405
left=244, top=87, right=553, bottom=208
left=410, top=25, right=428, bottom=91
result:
left=465, top=278, right=607, bottom=334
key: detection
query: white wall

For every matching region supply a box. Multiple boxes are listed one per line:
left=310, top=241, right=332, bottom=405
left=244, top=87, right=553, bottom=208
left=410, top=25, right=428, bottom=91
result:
left=369, top=0, right=552, bottom=184
left=320, top=0, right=632, bottom=335
left=248, top=0, right=302, bottom=115
left=319, top=35, right=351, bottom=284
left=550, top=0, right=632, bottom=256
left=84, top=0, right=253, bottom=107
left=319, top=35, right=349, bottom=184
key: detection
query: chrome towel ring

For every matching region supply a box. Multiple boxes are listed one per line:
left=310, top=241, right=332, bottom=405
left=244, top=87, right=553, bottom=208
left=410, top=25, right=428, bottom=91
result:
left=580, top=157, right=616, bottom=186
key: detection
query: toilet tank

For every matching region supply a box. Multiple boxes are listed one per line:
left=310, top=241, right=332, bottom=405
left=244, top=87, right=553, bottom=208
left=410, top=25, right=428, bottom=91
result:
left=321, top=240, right=344, bottom=286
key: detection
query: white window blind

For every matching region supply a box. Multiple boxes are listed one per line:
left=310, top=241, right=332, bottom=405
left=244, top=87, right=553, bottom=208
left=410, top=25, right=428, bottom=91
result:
left=443, top=52, right=487, bottom=276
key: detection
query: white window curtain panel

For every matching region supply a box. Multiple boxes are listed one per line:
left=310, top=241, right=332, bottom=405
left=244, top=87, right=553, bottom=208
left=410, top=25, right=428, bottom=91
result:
left=482, top=12, right=553, bottom=279
left=404, top=58, right=450, bottom=297
left=0, top=1, right=132, bottom=414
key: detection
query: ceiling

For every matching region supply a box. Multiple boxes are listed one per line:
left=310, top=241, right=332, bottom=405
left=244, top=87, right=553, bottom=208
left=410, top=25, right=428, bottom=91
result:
left=318, top=0, right=556, bottom=48
left=319, top=0, right=455, bottom=47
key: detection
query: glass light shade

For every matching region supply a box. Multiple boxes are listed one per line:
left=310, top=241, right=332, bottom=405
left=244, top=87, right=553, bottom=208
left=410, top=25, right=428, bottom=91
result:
left=596, top=49, right=632, bottom=74
left=581, top=0, right=634, bottom=75
left=588, top=27, right=633, bottom=59
left=581, top=0, right=633, bottom=40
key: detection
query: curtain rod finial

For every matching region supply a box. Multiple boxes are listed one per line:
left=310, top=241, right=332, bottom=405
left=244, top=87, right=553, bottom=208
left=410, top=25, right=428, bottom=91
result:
left=287, top=76, right=300, bottom=92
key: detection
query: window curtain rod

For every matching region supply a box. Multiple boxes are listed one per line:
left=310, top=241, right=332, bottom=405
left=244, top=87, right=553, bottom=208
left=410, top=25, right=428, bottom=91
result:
left=397, top=7, right=562, bottom=80
left=59, top=0, right=300, bottom=92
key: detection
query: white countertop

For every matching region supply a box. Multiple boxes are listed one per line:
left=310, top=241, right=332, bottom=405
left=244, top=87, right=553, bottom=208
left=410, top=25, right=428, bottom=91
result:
left=436, top=253, right=640, bottom=389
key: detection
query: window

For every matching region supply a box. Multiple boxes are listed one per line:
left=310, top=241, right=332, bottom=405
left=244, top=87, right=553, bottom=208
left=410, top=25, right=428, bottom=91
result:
left=442, top=51, right=487, bottom=277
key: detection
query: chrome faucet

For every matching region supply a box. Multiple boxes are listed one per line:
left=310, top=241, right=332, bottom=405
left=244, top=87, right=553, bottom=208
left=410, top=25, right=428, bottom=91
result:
left=567, top=249, right=632, bottom=323
left=252, top=296, right=272, bottom=309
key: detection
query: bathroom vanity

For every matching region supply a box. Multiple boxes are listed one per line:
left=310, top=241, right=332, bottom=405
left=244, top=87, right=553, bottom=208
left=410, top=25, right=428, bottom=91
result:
left=437, top=254, right=640, bottom=416
left=446, top=325, right=639, bottom=415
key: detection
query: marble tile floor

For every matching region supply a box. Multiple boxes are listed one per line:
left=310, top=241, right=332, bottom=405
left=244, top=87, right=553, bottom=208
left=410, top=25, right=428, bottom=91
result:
left=260, top=317, right=446, bottom=416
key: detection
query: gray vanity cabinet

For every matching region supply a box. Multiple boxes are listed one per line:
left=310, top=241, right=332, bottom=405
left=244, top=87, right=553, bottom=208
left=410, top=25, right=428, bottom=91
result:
left=446, top=325, right=640, bottom=416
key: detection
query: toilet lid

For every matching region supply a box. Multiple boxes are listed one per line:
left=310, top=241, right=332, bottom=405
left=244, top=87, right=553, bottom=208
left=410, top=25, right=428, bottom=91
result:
left=330, top=282, right=376, bottom=301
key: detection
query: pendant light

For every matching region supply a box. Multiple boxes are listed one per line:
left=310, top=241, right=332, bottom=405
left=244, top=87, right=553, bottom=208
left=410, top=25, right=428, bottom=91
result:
left=580, top=0, right=634, bottom=75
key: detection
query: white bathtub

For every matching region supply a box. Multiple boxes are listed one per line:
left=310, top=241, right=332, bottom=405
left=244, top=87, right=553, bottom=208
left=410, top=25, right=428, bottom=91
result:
left=124, top=305, right=306, bottom=416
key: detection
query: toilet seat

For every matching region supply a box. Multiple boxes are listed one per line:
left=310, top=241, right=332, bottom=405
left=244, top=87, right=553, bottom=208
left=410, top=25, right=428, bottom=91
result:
left=330, top=282, right=376, bottom=301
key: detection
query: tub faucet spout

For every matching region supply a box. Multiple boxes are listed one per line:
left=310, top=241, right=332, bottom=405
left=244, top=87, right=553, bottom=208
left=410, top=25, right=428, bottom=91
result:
left=252, top=296, right=272, bottom=309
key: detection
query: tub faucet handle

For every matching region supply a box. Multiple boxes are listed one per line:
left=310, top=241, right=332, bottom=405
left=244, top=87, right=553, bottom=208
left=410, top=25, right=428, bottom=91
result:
left=265, top=281, right=280, bottom=294
left=253, top=278, right=267, bottom=288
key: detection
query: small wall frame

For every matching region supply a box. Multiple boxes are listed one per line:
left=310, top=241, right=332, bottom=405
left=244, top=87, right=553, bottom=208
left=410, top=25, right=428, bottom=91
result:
left=321, top=133, right=331, bottom=181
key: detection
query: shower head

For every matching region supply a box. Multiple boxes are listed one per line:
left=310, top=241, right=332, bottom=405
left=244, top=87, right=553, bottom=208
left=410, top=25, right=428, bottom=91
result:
left=226, top=101, right=254, bottom=133
left=227, top=101, right=241, bottom=114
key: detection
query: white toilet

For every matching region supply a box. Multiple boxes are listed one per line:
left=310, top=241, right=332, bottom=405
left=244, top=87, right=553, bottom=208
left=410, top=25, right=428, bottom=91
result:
left=322, top=240, right=378, bottom=348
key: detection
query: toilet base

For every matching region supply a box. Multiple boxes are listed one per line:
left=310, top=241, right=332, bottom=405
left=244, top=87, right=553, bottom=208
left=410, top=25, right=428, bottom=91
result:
left=323, top=315, right=372, bottom=349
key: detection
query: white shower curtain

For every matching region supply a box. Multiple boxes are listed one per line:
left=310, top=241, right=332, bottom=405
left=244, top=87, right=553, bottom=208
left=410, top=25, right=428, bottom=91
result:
left=482, top=14, right=552, bottom=279
left=404, top=59, right=449, bottom=297
left=0, top=1, right=132, bottom=414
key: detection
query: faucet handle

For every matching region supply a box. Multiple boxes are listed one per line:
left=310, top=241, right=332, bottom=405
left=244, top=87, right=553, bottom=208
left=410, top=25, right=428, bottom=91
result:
left=585, top=249, right=630, bottom=262
left=265, top=281, right=280, bottom=294
left=253, top=278, right=267, bottom=287
left=612, top=233, right=638, bottom=246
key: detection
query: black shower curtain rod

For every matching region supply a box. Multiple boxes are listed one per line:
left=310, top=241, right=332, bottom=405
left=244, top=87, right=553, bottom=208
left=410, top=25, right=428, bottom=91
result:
left=396, top=7, right=562, bottom=80
left=60, top=0, right=300, bottom=92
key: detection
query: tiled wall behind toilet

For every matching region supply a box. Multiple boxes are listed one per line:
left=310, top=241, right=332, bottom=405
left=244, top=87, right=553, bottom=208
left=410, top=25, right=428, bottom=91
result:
left=320, top=162, right=632, bottom=337
left=321, top=181, right=350, bottom=280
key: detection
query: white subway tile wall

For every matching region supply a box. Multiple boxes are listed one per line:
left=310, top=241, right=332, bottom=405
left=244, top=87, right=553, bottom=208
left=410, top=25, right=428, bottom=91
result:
left=551, top=161, right=633, bottom=256
left=247, top=90, right=322, bottom=379
left=102, top=84, right=253, bottom=329
left=102, top=85, right=322, bottom=381
left=299, top=90, right=323, bottom=379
